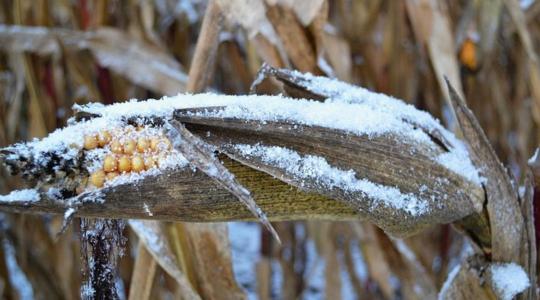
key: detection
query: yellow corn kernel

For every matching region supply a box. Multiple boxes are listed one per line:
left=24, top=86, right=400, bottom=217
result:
left=106, top=172, right=119, bottom=181
left=144, top=156, right=157, bottom=170
left=103, top=155, right=117, bottom=172
left=132, top=155, right=145, bottom=172
left=150, top=137, right=160, bottom=152
left=150, top=137, right=171, bottom=152
left=98, top=130, right=112, bottom=147
left=84, top=135, right=98, bottom=150
left=90, top=170, right=106, bottom=188
left=118, top=156, right=132, bottom=173
left=110, top=140, right=123, bottom=154
left=124, top=139, right=136, bottom=154
left=137, top=137, right=149, bottom=153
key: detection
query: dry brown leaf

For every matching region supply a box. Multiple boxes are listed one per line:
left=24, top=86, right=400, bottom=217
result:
left=390, top=238, right=437, bottom=299
left=181, top=223, right=247, bottom=300
left=446, top=80, right=523, bottom=263
left=477, top=0, right=504, bottom=56
left=128, top=242, right=157, bottom=300
left=186, top=0, right=223, bottom=93
left=352, top=223, right=395, bottom=299
left=503, top=0, right=540, bottom=127
left=265, top=3, right=318, bottom=73
left=129, top=220, right=201, bottom=300
left=0, top=25, right=188, bottom=96
left=438, top=256, right=495, bottom=300
left=256, top=257, right=271, bottom=300
left=405, top=0, right=464, bottom=104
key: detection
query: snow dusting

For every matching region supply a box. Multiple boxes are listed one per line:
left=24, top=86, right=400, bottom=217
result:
left=0, top=189, right=40, bottom=203
left=75, top=76, right=480, bottom=186
left=490, top=263, right=530, bottom=300
left=279, top=70, right=484, bottom=185
left=234, top=143, right=428, bottom=216
left=3, top=70, right=482, bottom=203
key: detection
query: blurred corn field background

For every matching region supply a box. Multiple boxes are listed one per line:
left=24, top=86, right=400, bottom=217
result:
left=0, top=0, right=540, bottom=299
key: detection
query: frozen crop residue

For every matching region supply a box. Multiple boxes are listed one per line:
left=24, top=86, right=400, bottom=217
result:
left=78, top=89, right=481, bottom=186
left=3, top=72, right=482, bottom=199
left=284, top=70, right=446, bottom=131
left=82, top=89, right=483, bottom=184
left=235, top=143, right=427, bottom=216
left=80, top=90, right=480, bottom=185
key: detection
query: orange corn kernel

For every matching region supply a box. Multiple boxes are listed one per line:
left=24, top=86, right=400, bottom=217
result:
left=132, top=155, right=145, bottom=172
left=90, top=170, right=106, bottom=187
left=98, top=131, right=112, bottom=147
left=124, top=139, right=136, bottom=154
left=118, top=156, right=132, bottom=173
left=110, top=140, right=123, bottom=154
left=144, top=156, right=157, bottom=170
left=103, top=155, right=118, bottom=172
left=84, top=135, right=98, bottom=150
left=459, top=38, right=477, bottom=70
left=150, top=137, right=160, bottom=152
left=137, top=137, right=150, bottom=153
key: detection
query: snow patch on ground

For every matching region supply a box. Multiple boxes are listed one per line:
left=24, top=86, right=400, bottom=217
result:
left=490, top=263, right=530, bottom=300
